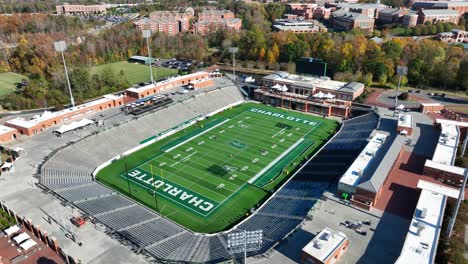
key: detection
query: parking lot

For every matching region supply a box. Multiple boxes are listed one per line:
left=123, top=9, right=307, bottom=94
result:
left=248, top=191, right=410, bottom=264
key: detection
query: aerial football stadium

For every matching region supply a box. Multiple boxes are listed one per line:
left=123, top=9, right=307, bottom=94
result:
left=38, top=77, right=379, bottom=263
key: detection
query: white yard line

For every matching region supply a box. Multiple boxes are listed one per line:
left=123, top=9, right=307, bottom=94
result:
left=248, top=137, right=305, bottom=184
left=164, top=119, right=230, bottom=152
left=271, top=127, right=286, bottom=138
left=170, top=151, right=198, bottom=167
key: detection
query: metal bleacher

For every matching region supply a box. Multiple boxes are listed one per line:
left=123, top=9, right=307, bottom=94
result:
left=39, top=85, right=379, bottom=263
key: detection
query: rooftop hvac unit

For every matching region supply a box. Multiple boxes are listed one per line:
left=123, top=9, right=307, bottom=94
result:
left=320, top=232, right=331, bottom=241
left=313, top=240, right=322, bottom=249
left=420, top=208, right=427, bottom=219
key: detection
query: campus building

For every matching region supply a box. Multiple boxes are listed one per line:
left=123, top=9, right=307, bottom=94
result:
left=423, top=119, right=468, bottom=188
left=255, top=72, right=364, bottom=118
left=396, top=180, right=460, bottom=264
left=287, top=3, right=318, bottom=20
left=419, top=102, right=445, bottom=113
left=56, top=3, right=106, bottom=15
left=418, top=9, right=460, bottom=24
left=125, top=71, right=214, bottom=100
left=397, top=113, right=413, bottom=136
left=438, top=29, right=468, bottom=43
left=378, top=8, right=409, bottom=24
left=5, top=94, right=125, bottom=136
left=273, top=19, right=327, bottom=33
left=193, top=10, right=242, bottom=35
left=338, top=128, right=407, bottom=210
left=412, top=1, right=468, bottom=15
left=301, top=227, right=349, bottom=264
left=133, top=10, right=193, bottom=35
left=332, top=3, right=387, bottom=19
left=402, top=12, right=419, bottom=27
left=331, top=10, right=375, bottom=32
left=0, top=125, right=18, bottom=143
left=3, top=71, right=219, bottom=137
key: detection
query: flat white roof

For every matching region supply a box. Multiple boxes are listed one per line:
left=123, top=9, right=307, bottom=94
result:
left=420, top=103, right=443, bottom=107
left=339, top=132, right=388, bottom=187
left=395, top=186, right=447, bottom=264
left=126, top=72, right=208, bottom=94
left=4, top=94, right=121, bottom=129
left=264, top=72, right=360, bottom=92
left=432, top=123, right=459, bottom=166
left=424, top=159, right=467, bottom=176
left=0, top=125, right=16, bottom=134
left=6, top=111, right=57, bottom=128
left=417, top=180, right=460, bottom=198
left=436, top=118, right=468, bottom=128
left=398, top=113, right=412, bottom=128
left=302, top=227, right=347, bottom=262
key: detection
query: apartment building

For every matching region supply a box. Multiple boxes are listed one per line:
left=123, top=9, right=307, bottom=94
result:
left=56, top=3, right=106, bottom=15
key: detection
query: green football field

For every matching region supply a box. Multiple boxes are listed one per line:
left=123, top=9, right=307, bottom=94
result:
left=96, top=103, right=337, bottom=233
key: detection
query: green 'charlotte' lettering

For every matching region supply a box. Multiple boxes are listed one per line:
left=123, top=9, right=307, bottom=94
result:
left=250, top=108, right=317, bottom=126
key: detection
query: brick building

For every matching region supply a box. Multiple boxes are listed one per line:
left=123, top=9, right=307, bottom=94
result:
left=301, top=227, right=349, bottom=264
left=412, top=1, right=468, bottom=15
left=125, top=71, right=214, bottom=100
left=194, top=10, right=241, bottom=35
left=133, top=10, right=193, bottom=35
left=378, top=8, right=409, bottom=24
left=332, top=3, right=387, bottom=19
left=5, top=94, right=125, bottom=136
left=255, top=72, right=364, bottom=118
left=423, top=119, right=468, bottom=188
left=338, top=130, right=406, bottom=210
left=0, top=125, right=18, bottom=143
left=287, top=3, right=318, bottom=20
left=3, top=71, right=219, bottom=137
left=56, top=3, right=106, bottom=15
left=331, top=10, right=375, bottom=32
left=402, top=12, right=419, bottom=27
left=418, top=9, right=460, bottom=24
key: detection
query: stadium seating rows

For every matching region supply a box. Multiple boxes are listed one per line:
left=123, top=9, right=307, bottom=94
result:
left=39, top=88, right=379, bottom=262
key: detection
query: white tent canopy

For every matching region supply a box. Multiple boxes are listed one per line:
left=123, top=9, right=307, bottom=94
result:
left=313, top=91, right=325, bottom=98
left=325, top=92, right=335, bottom=99
left=13, top=232, right=30, bottom=244
left=397, top=104, right=405, bottom=110
left=19, top=239, right=37, bottom=251
left=53, top=118, right=94, bottom=135
left=3, top=225, right=20, bottom=236
left=271, top=83, right=282, bottom=90
left=279, top=85, right=288, bottom=92
left=1, top=162, right=12, bottom=170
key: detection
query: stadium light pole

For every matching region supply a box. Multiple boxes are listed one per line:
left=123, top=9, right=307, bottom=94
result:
left=229, top=47, right=238, bottom=82
left=227, top=230, right=262, bottom=264
left=142, top=30, right=155, bottom=84
left=394, top=65, right=407, bottom=117
left=54, top=41, right=75, bottom=108
left=123, top=155, right=132, bottom=197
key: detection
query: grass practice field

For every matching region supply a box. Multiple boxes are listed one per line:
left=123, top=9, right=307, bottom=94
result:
left=0, top=72, right=27, bottom=97
left=91, top=61, right=178, bottom=85
left=96, top=103, right=337, bottom=233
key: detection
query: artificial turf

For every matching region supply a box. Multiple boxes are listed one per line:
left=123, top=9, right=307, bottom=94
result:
left=96, top=103, right=337, bottom=233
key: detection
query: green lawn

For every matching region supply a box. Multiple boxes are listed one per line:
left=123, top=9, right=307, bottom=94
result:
left=96, top=103, right=337, bottom=233
left=91, top=61, right=178, bottom=85
left=0, top=72, right=27, bottom=97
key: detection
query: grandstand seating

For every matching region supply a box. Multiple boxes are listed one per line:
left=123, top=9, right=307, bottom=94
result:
left=39, top=86, right=379, bottom=263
